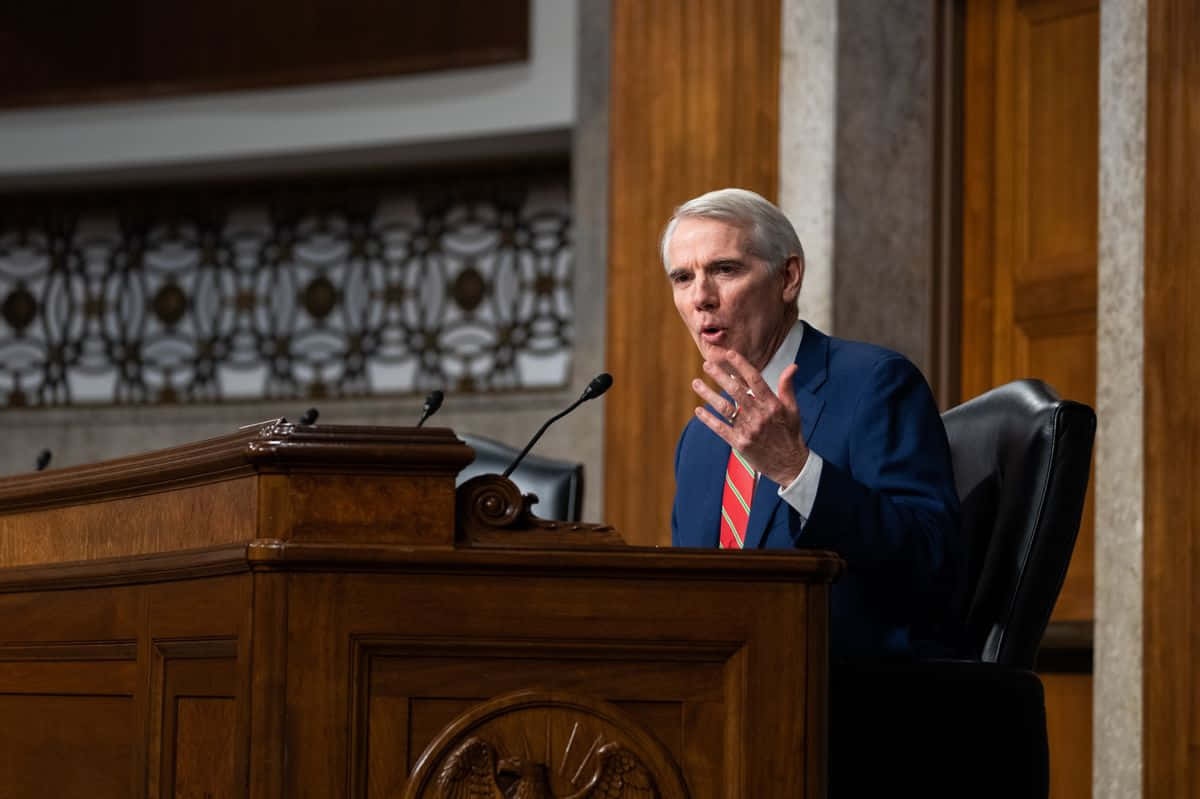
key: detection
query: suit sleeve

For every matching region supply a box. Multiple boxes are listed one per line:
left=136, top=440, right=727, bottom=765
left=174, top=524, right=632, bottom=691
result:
left=796, top=355, right=962, bottom=609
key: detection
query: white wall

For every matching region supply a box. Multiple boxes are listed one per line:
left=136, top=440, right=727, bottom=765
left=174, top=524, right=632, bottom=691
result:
left=0, top=0, right=576, bottom=185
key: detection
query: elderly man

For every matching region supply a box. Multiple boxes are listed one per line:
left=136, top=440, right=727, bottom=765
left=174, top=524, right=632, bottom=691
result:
left=665, top=188, right=962, bottom=658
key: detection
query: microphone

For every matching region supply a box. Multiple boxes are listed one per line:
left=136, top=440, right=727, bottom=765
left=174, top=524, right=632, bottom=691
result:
left=35, top=449, right=52, bottom=472
left=502, top=373, right=613, bottom=478
left=417, top=390, right=444, bottom=427
left=299, top=407, right=319, bottom=425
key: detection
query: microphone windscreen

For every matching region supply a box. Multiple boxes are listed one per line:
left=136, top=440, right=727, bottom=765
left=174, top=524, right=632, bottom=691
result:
left=424, top=390, right=444, bottom=413
left=583, top=372, right=614, bottom=401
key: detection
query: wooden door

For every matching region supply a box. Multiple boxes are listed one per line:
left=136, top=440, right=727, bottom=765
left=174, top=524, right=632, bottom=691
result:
left=961, top=0, right=1098, bottom=796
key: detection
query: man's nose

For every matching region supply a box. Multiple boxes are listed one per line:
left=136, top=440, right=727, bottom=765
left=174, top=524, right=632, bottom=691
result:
left=692, top=275, right=718, bottom=309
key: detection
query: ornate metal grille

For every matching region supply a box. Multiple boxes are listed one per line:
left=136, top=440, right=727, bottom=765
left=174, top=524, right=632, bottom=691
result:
left=0, top=170, right=573, bottom=408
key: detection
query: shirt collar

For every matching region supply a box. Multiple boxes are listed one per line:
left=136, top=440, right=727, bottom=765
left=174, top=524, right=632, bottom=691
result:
left=761, top=319, right=805, bottom=397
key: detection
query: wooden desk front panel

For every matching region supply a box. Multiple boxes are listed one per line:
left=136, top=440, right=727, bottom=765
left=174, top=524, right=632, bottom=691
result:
left=0, top=574, right=251, bottom=799
left=284, top=570, right=825, bottom=799
left=0, top=478, right=258, bottom=568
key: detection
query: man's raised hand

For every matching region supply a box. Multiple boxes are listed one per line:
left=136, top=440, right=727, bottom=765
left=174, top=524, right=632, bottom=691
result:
left=690, top=348, right=809, bottom=486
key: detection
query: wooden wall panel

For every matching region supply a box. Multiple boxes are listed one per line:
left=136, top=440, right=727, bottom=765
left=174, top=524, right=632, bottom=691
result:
left=293, top=565, right=823, bottom=799
left=1018, top=6, right=1100, bottom=276
left=1042, top=674, right=1093, bottom=799
left=962, top=0, right=997, bottom=401
left=149, top=640, right=239, bottom=799
left=0, top=572, right=251, bottom=798
left=0, top=695, right=135, bottom=798
left=0, top=0, right=529, bottom=108
left=173, top=698, right=238, bottom=795
left=0, top=597, right=141, bottom=797
left=1144, top=0, right=1200, bottom=796
left=606, top=0, right=780, bottom=545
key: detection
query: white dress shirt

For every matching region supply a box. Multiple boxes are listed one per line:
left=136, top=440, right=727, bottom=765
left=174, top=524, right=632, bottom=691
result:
left=756, top=319, right=824, bottom=525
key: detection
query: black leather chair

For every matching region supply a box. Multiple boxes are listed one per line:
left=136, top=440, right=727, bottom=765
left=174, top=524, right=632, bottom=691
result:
left=830, top=379, right=1096, bottom=798
left=944, top=379, right=1096, bottom=667
left=456, top=433, right=584, bottom=522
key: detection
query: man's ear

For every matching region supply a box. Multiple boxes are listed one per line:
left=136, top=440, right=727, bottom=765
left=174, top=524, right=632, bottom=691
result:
left=781, top=254, right=804, bottom=304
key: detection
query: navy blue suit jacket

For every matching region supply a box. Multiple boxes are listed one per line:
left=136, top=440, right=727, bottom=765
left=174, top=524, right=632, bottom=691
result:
left=671, top=323, right=963, bottom=658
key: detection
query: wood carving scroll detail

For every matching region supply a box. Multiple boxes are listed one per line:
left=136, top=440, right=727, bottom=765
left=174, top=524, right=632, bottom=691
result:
left=455, top=475, right=625, bottom=547
left=405, top=690, right=685, bottom=799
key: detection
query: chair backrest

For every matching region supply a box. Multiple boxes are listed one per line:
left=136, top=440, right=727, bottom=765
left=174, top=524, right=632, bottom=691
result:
left=941, top=379, right=1096, bottom=667
left=456, top=433, right=584, bottom=522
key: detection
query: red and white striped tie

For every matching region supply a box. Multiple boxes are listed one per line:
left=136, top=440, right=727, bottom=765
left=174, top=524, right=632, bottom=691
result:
left=719, top=449, right=755, bottom=549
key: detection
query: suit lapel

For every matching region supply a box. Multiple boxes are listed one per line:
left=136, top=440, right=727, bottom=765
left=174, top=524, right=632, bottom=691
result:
left=692, top=422, right=731, bottom=549
left=741, top=323, right=829, bottom=549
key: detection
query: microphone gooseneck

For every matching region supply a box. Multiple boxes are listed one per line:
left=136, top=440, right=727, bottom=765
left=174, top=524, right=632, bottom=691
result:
left=502, top=373, right=613, bottom=478
left=417, top=390, right=445, bottom=427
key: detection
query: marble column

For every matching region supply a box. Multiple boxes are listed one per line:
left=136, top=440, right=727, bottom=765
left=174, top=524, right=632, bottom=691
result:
left=1095, top=1, right=1147, bottom=797
left=570, top=0, right=612, bottom=522
left=779, top=0, right=837, bottom=334
left=831, top=0, right=937, bottom=377
left=781, top=0, right=940, bottom=382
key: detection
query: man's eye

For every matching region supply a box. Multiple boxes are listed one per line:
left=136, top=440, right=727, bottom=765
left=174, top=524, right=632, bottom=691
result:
left=669, top=272, right=691, bottom=283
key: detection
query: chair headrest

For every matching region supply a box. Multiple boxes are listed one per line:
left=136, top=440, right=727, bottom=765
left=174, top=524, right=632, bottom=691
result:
left=941, top=379, right=1095, bottom=666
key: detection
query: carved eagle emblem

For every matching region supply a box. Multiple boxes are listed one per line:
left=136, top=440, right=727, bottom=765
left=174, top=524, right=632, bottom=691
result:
left=434, top=736, right=657, bottom=799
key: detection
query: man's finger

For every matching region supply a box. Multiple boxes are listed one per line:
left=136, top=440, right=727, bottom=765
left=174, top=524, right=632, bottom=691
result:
left=691, top=378, right=736, bottom=419
left=777, top=364, right=800, bottom=413
left=721, top=349, right=773, bottom=397
left=702, top=359, right=747, bottom=398
left=694, top=406, right=736, bottom=444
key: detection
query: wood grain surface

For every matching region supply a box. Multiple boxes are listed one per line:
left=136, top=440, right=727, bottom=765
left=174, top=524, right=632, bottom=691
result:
left=1, top=0, right=529, bottom=109
left=290, top=566, right=823, bottom=798
left=605, top=0, right=781, bottom=546
left=0, top=427, right=839, bottom=797
left=0, top=423, right=473, bottom=567
left=1144, top=0, right=1200, bottom=795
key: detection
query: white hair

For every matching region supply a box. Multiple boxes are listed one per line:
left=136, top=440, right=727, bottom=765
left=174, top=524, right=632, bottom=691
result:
left=660, top=188, right=805, bottom=275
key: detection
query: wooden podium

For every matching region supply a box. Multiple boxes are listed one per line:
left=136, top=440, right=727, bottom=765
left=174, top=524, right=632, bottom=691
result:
left=0, top=422, right=841, bottom=798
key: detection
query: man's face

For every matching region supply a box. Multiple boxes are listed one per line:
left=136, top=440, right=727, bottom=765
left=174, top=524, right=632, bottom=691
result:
left=666, top=216, right=802, bottom=369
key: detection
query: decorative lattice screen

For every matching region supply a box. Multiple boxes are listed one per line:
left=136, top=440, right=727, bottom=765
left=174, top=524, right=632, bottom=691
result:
left=0, top=170, right=573, bottom=407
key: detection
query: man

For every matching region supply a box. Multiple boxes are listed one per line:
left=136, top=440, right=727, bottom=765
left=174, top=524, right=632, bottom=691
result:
left=666, top=188, right=962, bottom=658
